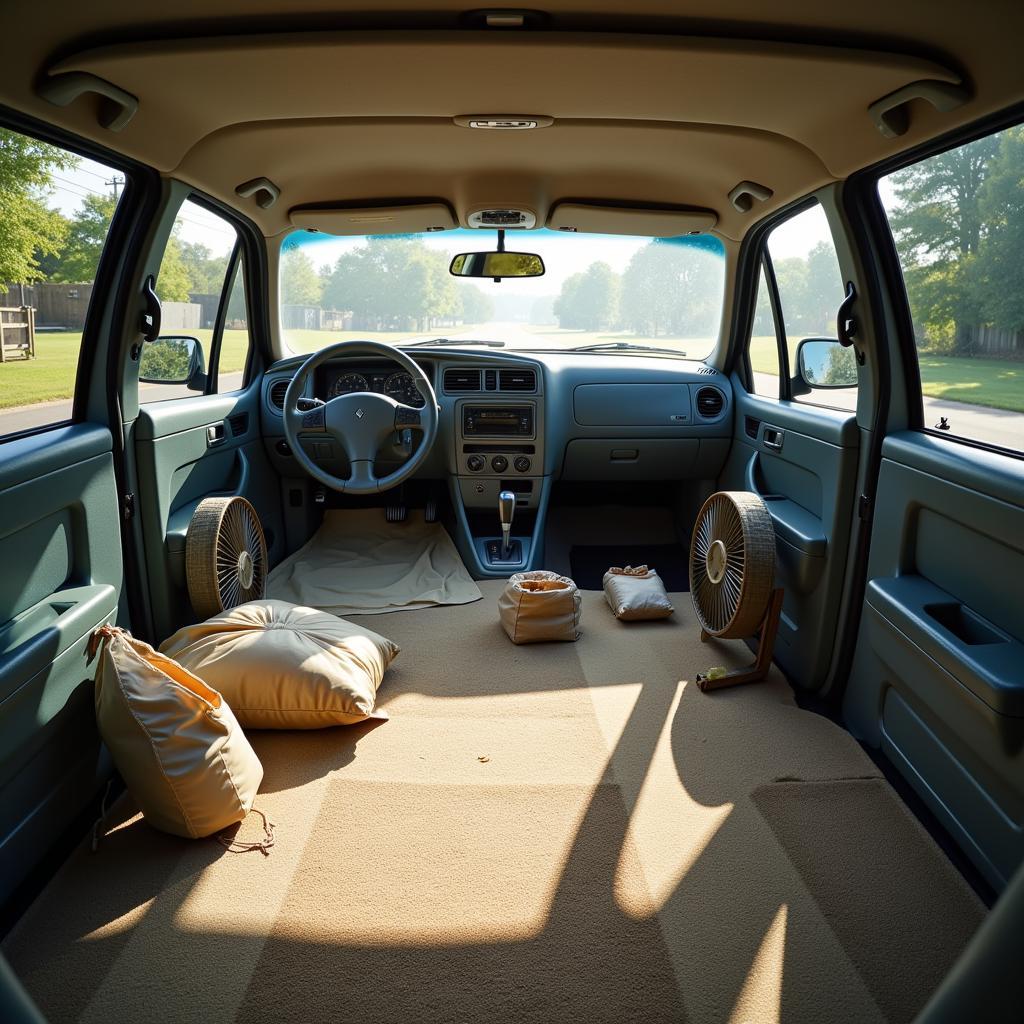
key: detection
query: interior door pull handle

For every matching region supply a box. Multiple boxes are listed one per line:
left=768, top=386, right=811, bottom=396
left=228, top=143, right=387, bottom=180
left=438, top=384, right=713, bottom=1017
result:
left=763, top=428, right=784, bottom=450
left=207, top=424, right=226, bottom=447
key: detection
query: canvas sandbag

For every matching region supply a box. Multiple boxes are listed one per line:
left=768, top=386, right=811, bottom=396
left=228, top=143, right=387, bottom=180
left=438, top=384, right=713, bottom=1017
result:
left=89, top=624, right=263, bottom=839
left=498, top=571, right=582, bottom=644
left=603, top=565, right=675, bottom=621
left=160, top=600, right=398, bottom=729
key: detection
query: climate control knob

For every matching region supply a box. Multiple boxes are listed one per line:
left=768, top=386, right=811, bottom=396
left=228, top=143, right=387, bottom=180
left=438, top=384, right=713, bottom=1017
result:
left=466, top=454, right=485, bottom=472
left=490, top=455, right=509, bottom=473
left=513, top=456, right=531, bottom=473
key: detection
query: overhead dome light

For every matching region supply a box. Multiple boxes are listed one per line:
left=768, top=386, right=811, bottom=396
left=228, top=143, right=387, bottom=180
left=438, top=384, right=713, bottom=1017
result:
left=453, top=115, right=554, bottom=130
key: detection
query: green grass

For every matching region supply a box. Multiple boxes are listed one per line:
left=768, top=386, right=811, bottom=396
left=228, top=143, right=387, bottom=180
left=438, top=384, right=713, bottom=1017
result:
left=917, top=355, right=1024, bottom=413
left=3, top=328, right=1023, bottom=414
left=281, top=324, right=481, bottom=355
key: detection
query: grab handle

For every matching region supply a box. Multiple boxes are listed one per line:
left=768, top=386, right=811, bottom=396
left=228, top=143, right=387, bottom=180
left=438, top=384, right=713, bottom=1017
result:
left=868, top=79, right=969, bottom=139
left=37, top=71, right=138, bottom=131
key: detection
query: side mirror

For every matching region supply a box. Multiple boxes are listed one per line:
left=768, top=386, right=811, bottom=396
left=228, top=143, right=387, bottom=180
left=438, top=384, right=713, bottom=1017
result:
left=449, top=251, right=545, bottom=280
left=139, top=335, right=207, bottom=391
left=793, top=337, right=857, bottom=395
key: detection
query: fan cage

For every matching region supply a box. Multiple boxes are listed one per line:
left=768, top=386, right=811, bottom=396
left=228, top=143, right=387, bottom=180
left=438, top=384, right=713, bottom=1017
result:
left=689, top=491, right=775, bottom=638
left=186, top=496, right=268, bottom=620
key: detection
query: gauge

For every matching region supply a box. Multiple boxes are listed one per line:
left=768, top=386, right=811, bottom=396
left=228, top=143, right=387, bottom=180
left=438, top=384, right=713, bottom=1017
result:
left=329, top=372, right=368, bottom=398
left=384, top=371, right=425, bottom=408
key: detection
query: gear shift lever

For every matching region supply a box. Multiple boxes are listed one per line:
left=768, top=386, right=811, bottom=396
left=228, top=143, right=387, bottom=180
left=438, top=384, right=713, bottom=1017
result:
left=498, top=490, right=516, bottom=559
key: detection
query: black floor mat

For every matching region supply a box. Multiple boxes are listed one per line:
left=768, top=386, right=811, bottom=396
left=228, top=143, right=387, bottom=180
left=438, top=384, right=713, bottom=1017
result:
left=568, top=544, right=690, bottom=590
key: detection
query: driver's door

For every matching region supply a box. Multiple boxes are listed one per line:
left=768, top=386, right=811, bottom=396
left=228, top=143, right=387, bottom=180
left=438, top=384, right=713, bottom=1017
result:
left=131, top=196, right=283, bottom=641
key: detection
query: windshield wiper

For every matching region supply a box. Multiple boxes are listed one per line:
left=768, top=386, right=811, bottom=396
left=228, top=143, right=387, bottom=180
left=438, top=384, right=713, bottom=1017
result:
left=568, top=341, right=686, bottom=356
left=403, top=337, right=505, bottom=348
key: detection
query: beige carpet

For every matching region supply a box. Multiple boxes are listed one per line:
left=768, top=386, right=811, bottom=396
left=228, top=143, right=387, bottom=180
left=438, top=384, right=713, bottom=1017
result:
left=3, top=584, right=985, bottom=1023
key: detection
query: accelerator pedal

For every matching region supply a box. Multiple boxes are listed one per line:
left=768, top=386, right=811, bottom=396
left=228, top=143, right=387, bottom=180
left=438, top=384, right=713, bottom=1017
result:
left=424, top=482, right=440, bottom=523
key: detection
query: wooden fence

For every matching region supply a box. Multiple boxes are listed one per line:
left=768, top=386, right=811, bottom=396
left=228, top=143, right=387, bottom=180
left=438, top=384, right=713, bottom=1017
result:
left=0, top=306, right=36, bottom=361
left=971, top=324, right=1023, bottom=358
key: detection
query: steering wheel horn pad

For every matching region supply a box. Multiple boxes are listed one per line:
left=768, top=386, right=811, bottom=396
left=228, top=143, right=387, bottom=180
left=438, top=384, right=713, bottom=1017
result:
left=281, top=340, right=438, bottom=495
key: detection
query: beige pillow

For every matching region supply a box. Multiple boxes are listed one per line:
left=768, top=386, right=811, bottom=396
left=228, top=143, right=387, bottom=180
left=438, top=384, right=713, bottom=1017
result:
left=498, top=571, right=582, bottom=643
left=90, top=624, right=263, bottom=839
left=160, top=600, right=398, bottom=729
left=603, top=565, right=675, bottom=621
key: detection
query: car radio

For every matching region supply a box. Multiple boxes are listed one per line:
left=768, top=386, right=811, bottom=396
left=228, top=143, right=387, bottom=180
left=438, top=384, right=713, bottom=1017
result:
left=462, top=405, right=534, bottom=437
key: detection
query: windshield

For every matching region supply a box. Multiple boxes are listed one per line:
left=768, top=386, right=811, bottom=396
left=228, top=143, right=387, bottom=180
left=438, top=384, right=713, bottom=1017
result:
left=278, top=228, right=725, bottom=357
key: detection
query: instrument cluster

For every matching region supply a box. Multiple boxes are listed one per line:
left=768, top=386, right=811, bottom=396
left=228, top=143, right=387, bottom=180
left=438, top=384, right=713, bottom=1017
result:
left=317, top=363, right=428, bottom=408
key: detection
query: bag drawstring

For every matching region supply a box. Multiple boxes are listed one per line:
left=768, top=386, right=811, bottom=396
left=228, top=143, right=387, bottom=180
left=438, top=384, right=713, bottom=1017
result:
left=86, top=623, right=125, bottom=664
left=215, top=808, right=276, bottom=856
left=609, top=564, right=652, bottom=577
left=90, top=778, right=115, bottom=853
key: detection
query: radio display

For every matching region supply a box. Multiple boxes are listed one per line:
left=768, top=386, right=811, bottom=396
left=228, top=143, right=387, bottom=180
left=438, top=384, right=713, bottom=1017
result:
left=462, top=405, right=534, bottom=437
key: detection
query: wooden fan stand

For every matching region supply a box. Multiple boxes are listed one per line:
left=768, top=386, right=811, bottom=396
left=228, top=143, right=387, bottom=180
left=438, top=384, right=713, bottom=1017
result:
left=696, top=588, right=784, bottom=692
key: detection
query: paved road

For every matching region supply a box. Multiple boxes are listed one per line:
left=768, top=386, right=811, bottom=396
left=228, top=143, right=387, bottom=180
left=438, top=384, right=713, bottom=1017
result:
left=0, top=373, right=245, bottom=435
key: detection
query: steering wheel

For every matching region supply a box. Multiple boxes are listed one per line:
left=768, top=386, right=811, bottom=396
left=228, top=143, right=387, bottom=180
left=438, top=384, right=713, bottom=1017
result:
left=281, top=340, right=438, bottom=495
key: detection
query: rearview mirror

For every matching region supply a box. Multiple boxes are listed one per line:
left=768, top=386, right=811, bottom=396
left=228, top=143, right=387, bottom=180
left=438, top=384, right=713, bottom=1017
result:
left=449, top=251, right=545, bottom=280
left=139, top=335, right=207, bottom=391
left=794, top=338, right=857, bottom=392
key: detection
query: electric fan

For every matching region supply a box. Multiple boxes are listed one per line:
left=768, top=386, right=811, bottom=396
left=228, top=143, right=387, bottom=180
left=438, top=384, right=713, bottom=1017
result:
left=689, top=491, right=782, bottom=691
left=185, top=496, right=268, bottom=619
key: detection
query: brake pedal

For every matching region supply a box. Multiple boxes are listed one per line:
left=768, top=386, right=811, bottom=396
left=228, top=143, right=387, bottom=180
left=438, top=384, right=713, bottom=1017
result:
left=386, top=486, right=407, bottom=522
left=424, top=483, right=440, bottom=523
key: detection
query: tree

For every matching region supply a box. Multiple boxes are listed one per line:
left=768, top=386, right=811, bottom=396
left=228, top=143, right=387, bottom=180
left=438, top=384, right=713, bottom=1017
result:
left=156, top=235, right=192, bottom=303
left=0, top=128, right=74, bottom=283
left=888, top=133, right=999, bottom=354
left=458, top=283, right=493, bottom=324
left=280, top=247, right=323, bottom=306
left=179, top=241, right=229, bottom=295
left=50, top=192, right=117, bottom=283
left=975, top=127, right=1024, bottom=332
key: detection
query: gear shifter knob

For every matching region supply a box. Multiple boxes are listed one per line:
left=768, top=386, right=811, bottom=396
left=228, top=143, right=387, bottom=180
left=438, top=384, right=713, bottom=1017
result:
left=498, top=490, right=516, bottom=558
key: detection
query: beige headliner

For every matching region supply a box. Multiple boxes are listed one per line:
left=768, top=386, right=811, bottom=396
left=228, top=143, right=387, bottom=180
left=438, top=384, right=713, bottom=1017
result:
left=2, top=2, right=1022, bottom=241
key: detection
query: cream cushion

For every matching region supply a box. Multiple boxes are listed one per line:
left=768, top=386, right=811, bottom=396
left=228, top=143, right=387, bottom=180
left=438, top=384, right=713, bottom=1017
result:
left=160, top=600, right=398, bottom=729
left=91, top=625, right=263, bottom=839
left=603, top=565, right=675, bottom=621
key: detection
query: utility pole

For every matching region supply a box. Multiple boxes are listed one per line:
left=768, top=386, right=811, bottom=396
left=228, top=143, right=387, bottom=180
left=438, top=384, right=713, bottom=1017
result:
left=105, top=175, right=124, bottom=200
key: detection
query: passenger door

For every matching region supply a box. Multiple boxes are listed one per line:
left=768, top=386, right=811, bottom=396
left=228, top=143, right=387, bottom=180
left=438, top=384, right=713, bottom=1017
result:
left=844, top=122, right=1024, bottom=892
left=0, top=127, right=130, bottom=904
left=722, top=199, right=863, bottom=691
left=131, top=196, right=283, bottom=641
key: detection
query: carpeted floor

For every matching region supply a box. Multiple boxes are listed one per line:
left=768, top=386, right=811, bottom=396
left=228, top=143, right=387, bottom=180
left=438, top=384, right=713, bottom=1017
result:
left=3, top=584, right=985, bottom=1023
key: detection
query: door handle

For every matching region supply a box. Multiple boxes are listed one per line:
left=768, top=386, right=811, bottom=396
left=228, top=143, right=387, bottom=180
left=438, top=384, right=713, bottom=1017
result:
left=763, top=427, right=785, bottom=450
left=206, top=424, right=226, bottom=448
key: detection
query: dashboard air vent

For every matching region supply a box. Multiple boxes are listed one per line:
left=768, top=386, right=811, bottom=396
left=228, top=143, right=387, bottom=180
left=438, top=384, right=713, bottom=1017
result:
left=444, top=368, right=482, bottom=392
left=269, top=379, right=290, bottom=410
left=498, top=368, right=536, bottom=392
left=697, top=365, right=718, bottom=375
left=695, top=386, right=725, bottom=418
left=484, top=369, right=497, bottom=391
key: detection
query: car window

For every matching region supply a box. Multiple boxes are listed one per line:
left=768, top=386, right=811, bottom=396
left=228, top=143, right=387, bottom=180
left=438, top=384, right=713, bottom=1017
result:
left=140, top=199, right=251, bottom=403
left=880, top=125, right=1023, bottom=452
left=0, top=127, right=124, bottom=438
left=765, top=202, right=855, bottom=410
left=748, top=260, right=782, bottom=396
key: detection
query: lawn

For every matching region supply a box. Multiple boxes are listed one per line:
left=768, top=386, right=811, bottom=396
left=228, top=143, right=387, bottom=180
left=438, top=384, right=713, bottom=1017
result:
left=2, top=328, right=1022, bottom=414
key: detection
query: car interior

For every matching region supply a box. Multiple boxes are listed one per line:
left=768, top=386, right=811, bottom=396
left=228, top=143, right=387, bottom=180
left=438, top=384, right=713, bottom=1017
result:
left=0, top=3, right=1022, bottom=1022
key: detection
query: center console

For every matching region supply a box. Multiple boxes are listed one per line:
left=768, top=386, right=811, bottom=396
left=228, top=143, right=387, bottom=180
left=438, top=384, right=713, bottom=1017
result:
left=452, top=394, right=548, bottom=575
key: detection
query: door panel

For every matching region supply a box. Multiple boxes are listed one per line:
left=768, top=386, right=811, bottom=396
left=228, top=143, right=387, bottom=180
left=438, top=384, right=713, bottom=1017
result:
left=721, top=389, right=860, bottom=689
left=844, top=432, right=1024, bottom=890
left=135, top=384, right=283, bottom=641
left=0, top=425, right=122, bottom=903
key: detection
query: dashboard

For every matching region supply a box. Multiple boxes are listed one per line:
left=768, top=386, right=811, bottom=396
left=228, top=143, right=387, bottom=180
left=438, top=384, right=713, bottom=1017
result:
left=315, top=363, right=427, bottom=408
left=262, top=350, right=735, bottom=506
